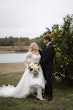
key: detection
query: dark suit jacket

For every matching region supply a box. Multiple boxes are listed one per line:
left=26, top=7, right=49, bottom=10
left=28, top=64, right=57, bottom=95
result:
left=40, top=43, right=55, bottom=77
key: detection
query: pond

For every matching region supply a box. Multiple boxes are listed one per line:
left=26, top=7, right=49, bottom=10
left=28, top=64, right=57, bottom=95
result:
left=0, top=52, right=26, bottom=63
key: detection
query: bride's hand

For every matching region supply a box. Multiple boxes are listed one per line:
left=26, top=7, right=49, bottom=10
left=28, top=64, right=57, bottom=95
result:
left=35, top=62, right=39, bottom=65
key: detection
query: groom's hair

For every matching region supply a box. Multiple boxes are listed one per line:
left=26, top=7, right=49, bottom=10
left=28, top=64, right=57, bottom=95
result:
left=44, top=34, right=51, bottom=41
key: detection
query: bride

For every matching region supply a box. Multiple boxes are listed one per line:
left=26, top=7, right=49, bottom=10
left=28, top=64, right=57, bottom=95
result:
left=0, top=42, right=45, bottom=100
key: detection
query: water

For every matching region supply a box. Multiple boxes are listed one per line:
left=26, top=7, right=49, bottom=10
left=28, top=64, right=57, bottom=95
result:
left=0, top=52, right=26, bottom=63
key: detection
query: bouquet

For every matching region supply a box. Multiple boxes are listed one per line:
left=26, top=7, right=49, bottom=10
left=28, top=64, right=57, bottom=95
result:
left=28, top=63, right=39, bottom=77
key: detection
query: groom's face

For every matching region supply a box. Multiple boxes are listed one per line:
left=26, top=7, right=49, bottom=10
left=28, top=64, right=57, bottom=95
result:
left=43, top=39, right=49, bottom=44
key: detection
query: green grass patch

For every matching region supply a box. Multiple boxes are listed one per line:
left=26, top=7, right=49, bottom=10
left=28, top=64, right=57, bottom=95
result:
left=0, top=73, right=73, bottom=110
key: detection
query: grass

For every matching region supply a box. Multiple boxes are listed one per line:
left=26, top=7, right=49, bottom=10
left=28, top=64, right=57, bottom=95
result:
left=0, top=73, right=73, bottom=110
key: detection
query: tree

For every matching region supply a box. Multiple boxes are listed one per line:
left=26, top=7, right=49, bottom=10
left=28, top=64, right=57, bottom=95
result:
left=40, top=14, right=73, bottom=80
left=60, top=14, right=73, bottom=79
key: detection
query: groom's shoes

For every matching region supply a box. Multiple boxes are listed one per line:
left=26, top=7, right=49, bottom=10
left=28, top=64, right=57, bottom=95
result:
left=43, top=93, right=53, bottom=101
left=43, top=94, right=53, bottom=101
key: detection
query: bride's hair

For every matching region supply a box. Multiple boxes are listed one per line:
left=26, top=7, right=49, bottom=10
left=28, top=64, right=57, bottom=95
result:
left=28, top=42, right=39, bottom=52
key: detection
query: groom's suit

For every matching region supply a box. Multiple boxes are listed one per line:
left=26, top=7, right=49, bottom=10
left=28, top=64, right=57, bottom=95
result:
left=40, top=42, right=55, bottom=99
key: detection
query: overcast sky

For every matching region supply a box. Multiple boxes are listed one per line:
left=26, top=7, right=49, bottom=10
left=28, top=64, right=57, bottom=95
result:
left=0, top=0, right=73, bottom=38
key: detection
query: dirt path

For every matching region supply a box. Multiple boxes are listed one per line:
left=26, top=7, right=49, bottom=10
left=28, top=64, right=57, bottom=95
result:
left=0, top=62, right=25, bottom=75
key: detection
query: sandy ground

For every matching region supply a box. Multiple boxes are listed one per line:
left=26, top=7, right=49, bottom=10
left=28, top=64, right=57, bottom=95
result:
left=0, top=62, right=25, bottom=75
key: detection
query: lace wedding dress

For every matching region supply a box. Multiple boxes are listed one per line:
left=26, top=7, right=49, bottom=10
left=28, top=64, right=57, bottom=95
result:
left=0, top=52, right=45, bottom=98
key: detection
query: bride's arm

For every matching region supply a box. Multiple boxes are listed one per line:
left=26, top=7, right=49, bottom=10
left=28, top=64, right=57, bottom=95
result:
left=24, top=52, right=32, bottom=66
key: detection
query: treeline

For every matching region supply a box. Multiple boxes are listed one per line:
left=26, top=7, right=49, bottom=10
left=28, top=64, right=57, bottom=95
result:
left=0, top=37, right=30, bottom=46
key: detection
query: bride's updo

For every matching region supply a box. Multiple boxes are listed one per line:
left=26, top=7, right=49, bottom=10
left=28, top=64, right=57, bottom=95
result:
left=29, top=42, right=39, bottom=52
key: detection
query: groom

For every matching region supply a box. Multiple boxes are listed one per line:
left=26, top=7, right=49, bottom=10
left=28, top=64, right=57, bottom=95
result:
left=40, top=34, right=55, bottom=101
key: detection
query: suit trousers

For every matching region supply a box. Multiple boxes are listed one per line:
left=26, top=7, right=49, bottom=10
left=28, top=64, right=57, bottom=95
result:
left=43, top=71, right=53, bottom=98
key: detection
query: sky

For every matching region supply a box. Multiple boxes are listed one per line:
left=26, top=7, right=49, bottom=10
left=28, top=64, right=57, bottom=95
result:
left=0, top=0, right=73, bottom=39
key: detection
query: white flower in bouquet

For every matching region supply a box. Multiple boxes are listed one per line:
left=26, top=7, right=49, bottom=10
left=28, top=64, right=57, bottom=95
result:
left=28, top=63, right=39, bottom=77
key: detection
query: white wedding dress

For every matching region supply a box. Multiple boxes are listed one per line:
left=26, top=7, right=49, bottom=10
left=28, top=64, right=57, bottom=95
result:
left=0, top=52, right=45, bottom=98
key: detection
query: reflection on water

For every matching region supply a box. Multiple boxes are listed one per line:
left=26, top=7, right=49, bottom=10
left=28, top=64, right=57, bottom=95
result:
left=0, top=52, right=26, bottom=63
